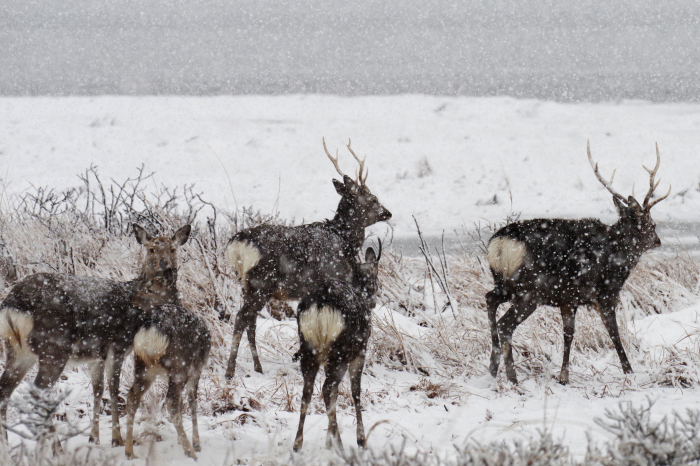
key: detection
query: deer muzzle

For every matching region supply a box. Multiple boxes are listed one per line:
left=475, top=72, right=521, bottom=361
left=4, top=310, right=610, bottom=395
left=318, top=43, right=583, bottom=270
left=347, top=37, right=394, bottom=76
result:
left=378, top=207, right=392, bottom=222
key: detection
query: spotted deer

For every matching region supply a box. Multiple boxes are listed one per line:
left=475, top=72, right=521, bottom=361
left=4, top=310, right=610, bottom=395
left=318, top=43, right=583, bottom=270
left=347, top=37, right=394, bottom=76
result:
left=486, top=142, right=670, bottom=384
left=293, top=241, right=381, bottom=452
left=0, top=224, right=191, bottom=446
left=225, top=139, right=391, bottom=378
left=125, top=275, right=211, bottom=460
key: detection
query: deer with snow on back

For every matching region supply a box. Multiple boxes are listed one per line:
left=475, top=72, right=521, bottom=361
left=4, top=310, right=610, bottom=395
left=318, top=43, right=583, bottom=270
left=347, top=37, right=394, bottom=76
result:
left=0, top=224, right=191, bottom=446
left=225, top=139, right=391, bottom=378
left=293, top=240, right=381, bottom=452
left=125, top=274, right=211, bottom=460
left=486, top=142, right=670, bottom=385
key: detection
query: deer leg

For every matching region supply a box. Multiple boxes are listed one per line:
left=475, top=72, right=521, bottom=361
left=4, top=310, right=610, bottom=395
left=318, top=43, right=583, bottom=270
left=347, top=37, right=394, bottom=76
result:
left=323, top=360, right=349, bottom=452
left=486, top=288, right=508, bottom=378
left=125, top=359, right=154, bottom=460
left=246, top=322, right=263, bottom=374
left=109, top=350, right=127, bottom=447
left=348, top=353, right=367, bottom=448
left=226, top=291, right=270, bottom=379
left=88, top=360, right=105, bottom=444
left=0, top=345, right=35, bottom=439
left=596, top=302, right=633, bottom=374
left=293, top=350, right=320, bottom=452
left=166, top=379, right=196, bottom=459
left=559, top=306, right=578, bottom=385
left=187, top=373, right=202, bottom=452
left=497, top=299, right=537, bottom=384
left=33, top=352, right=69, bottom=456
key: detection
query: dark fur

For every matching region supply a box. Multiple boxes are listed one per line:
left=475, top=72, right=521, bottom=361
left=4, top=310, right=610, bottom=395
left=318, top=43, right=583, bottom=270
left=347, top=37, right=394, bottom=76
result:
left=487, top=197, right=661, bottom=384
left=293, top=246, right=380, bottom=452
left=125, top=277, right=211, bottom=459
left=0, top=224, right=190, bottom=446
left=225, top=175, right=391, bottom=377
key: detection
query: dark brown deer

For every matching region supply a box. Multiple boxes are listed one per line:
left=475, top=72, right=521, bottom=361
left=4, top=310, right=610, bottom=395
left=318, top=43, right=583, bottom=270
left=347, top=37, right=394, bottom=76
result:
left=225, top=139, right=391, bottom=378
left=0, top=224, right=191, bottom=446
left=486, top=142, right=670, bottom=385
left=125, top=275, right=211, bottom=460
left=293, top=241, right=381, bottom=452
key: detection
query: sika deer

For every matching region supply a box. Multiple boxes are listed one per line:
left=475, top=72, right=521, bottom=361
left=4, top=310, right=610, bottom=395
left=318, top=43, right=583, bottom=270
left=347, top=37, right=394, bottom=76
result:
left=125, top=275, right=211, bottom=460
left=0, top=224, right=191, bottom=446
left=293, top=241, right=381, bottom=452
left=486, top=142, right=670, bottom=384
left=225, top=139, right=391, bottom=377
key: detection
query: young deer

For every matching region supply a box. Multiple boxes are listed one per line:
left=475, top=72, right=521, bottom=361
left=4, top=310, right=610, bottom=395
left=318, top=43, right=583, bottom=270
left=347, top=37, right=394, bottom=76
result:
left=293, top=241, right=381, bottom=452
left=225, top=139, right=391, bottom=378
left=125, top=275, right=211, bottom=460
left=0, top=224, right=191, bottom=446
left=486, top=142, right=670, bottom=384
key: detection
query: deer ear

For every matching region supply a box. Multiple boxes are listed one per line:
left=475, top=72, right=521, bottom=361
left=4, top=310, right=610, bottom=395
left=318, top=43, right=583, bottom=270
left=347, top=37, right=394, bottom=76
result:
left=172, top=225, right=191, bottom=246
left=133, top=224, right=152, bottom=245
left=364, top=247, right=377, bottom=263
left=627, top=196, right=644, bottom=214
left=333, top=178, right=346, bottom=195
left=343, top=175, right=360, bottom=195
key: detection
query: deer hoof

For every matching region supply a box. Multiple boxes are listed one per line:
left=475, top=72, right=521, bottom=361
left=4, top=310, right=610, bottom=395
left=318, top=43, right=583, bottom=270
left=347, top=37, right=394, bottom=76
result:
left=185, top=449, right=197, bottom=459
left=112, top=438, right=125, bottom=447
left=88, top=435, right=99, bottom=445
left=193, top=442, right=201, bottom=452
left=125, top=451, right=138, bottom=460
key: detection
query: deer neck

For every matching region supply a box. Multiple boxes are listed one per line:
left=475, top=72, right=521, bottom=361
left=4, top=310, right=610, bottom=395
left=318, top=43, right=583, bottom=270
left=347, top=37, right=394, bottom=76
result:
left=330, top=205, right=365, bottom=251
left=610, top=218, right=646, bottom=265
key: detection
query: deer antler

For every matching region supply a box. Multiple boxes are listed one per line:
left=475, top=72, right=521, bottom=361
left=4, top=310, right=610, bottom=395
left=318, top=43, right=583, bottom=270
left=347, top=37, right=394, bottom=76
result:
left=346, top=139, right=368, bottom=185
left=642, top=143, right=671, bottom=210
left=587, top=140, right=627, bottom=203
left=323, top=137, right=347, bottom=178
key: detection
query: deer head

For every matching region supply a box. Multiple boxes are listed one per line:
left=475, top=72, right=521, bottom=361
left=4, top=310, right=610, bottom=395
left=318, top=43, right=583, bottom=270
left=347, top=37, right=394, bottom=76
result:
left=324, top=138, right=392, bottom=228
left=588, top=141, right=671, bottom=252
left=133, top=224, right=191, bottom=281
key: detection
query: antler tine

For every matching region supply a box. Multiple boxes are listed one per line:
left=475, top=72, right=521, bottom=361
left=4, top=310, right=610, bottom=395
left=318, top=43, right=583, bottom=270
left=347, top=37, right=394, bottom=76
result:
left=323, top=137, right=347, bottom=178
left=642, top=142, right=663, bottom=209
left=587, top=140, right=627, bottom=203
left=346, top=138, right=368, bottom=185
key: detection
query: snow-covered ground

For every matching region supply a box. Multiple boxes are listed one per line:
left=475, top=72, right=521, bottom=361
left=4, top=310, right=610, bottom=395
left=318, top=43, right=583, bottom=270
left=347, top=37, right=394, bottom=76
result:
left=2, top=96, right=700, bottom=238
left=1, top=95, right=700, bottom=464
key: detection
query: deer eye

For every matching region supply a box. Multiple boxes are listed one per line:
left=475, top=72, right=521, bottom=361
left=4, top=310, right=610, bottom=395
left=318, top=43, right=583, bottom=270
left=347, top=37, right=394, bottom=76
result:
left=149, top=248, right=155, bottom=253
left=147, top=289, right=153, bottom=294
left=171, top=248, right=176, bottom=253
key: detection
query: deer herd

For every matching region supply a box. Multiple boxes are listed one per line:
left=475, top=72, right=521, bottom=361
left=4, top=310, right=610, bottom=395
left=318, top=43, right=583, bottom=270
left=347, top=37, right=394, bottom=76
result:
left=0, top=139, right=672, bottom=458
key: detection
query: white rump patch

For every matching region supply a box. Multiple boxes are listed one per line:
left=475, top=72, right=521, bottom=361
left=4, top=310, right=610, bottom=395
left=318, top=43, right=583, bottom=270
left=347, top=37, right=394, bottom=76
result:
left=487, top=237, right=527, bottom=278
left=0, top=308, right=34, bottom=358
left=134, top=327, right=170, bottom=367
left=227, top=241, right=261, bottom=280
left=299, top=305, right=345, bottom=364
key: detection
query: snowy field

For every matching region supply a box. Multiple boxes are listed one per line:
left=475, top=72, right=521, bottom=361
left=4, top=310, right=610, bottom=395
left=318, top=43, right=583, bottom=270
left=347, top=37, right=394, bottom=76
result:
left=1, top=95, right=700, bottom=465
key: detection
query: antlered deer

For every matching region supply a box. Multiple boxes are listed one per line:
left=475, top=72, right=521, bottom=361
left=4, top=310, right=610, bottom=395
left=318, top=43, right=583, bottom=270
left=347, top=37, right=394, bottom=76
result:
left=125, top=275, right=211, bottom=460
left=293, top=241, right=381, bottom=452
left=225, top=139, right=391, bottom=377
left=0, top=224, right=191, bottom=446
left=486, top=142, right=670, bottom=384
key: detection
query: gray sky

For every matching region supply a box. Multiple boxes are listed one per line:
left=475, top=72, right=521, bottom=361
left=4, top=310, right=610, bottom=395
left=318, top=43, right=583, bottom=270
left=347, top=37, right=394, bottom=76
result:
left=2, top=0, right=699, bottom=100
